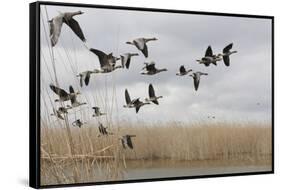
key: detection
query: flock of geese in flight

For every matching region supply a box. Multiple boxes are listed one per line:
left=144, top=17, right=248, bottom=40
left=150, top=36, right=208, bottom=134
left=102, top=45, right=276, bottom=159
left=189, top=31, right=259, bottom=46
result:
left=47, top=10, right=237, bottom=149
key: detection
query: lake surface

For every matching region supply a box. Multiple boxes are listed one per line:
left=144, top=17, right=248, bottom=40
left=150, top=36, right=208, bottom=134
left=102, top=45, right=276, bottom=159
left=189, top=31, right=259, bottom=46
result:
left=41, top=158, right=271, bottom=185
left=123, top=159, right=271, bottom=180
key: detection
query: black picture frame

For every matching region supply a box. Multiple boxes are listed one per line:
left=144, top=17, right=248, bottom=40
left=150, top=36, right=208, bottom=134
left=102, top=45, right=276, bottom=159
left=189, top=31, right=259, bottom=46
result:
left=29, top=1, right=274, bottom=188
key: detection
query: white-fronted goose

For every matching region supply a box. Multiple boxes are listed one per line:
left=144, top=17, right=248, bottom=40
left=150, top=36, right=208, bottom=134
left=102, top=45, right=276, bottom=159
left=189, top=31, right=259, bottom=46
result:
left=119, top=135, right=136, bottom=149
left=145, top=84, right=163, bottom=105
left=190, top=72, right=208, bottom=91
left=72, top=119, right=85, bottom=128
left=50, top=108, right=64, bottom=120
left=97, top=122, right=113, bottom=137
left=123, top=89, right=150, bottom=113
left=49, top=11, right=86, bottom=47
left=77, top=71, right=94, bottom=87
left=196, top=46, right=221, bottom=66
left=176, top=65, right=193, bottom=76
left=126, top=37, right=157, bottom=58
left=90, top=48, right=122, bottom=73
left=49, top=84, right=80, bottom=102
left=69, top=86, right=86, bottom=107
left=218, top=43, right=237, bottom=66
left=92, top=107, right=106, bottom=117
left=120, top=53, right=139, bottom=69
left=140, top=61, right=167, bottom=75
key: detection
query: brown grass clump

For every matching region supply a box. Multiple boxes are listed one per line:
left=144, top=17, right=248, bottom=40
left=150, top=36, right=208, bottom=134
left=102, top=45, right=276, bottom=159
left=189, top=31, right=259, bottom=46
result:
left=40, top=121, right=272, bottom=185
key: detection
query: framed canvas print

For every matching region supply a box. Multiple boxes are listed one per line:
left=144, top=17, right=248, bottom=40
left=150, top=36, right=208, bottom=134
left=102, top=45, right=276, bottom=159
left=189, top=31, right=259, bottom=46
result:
left=29, top=1, right=274, bottom=188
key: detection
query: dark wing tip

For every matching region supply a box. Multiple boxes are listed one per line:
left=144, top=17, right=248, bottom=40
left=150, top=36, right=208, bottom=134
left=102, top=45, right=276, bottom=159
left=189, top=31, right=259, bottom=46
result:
left=69, top=85, right=74, bottom=93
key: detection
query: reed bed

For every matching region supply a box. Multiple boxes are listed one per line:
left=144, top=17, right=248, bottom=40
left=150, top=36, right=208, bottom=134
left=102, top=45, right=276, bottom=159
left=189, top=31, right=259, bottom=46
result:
left=41, top=121, right=272, bottom=185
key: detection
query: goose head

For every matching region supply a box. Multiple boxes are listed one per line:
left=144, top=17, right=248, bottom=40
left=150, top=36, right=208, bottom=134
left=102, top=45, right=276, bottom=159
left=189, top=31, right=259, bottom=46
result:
left=73, top=10, right=84, bottom=16
left=126, top=41, right=134, bottom=45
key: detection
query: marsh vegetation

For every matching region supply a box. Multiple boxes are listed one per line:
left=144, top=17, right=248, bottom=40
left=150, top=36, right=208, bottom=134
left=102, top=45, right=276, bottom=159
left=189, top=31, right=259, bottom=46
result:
left=41, top=122, right=272, bottom=185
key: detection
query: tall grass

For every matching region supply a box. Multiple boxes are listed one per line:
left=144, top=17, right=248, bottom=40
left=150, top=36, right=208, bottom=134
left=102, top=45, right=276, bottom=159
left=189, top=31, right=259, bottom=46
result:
left=41, top=121, right=272, bottom=185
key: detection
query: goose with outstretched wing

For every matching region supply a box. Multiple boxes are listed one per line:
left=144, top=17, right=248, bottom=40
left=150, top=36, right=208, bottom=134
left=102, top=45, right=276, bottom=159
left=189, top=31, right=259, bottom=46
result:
left=49, top=11, right=86, bottom=46
left=90, top=48, right=122, bottom=73
left=189, top=72, right=208, bottom=91
left=145, top=84, right=163, bottom=105
left=123, top=89, right=150, bottom=113
left=120, top=53, right=139, bottom=69
left=126, top=37, right=157, bottom=58
left=176, top=65, right=192, bottom=76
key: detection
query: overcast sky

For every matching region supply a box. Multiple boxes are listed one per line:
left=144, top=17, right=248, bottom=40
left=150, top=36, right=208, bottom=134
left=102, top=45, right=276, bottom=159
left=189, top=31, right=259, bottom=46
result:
left=40, top=5, right=272, bottom=125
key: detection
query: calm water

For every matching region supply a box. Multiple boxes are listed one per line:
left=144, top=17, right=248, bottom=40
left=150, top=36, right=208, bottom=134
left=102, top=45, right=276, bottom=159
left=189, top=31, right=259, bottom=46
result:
left=123, top=159, right=271, bottom=180
left=42, top=158, right=271, bottom=185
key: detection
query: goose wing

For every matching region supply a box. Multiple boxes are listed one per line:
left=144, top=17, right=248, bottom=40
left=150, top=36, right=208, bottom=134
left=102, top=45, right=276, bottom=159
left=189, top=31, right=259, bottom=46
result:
left=121, top=54, right=131, bottom=69
left=148, top=84, right=155, bottom=98
left=141, top=43, right=148, bottom=58
left=134, top=39, right=148, bottom=57
left=125, top=89, right=131, bottom=105
left=69, top=85, right=74, bottom=93
left=92, top=107, right=100, bottom=114
left=69, top=86, right=77, bottom=104
left=223, top=43, right=233, bottom=53
left=90, top=48, right=109, bottom=68
left=179, top=65, right=186, bottom=74
left=120, top=55, right=127, bottom=68
left=50, top=15, right=64, bottom=46
left=57, top=113, right=64, bottom=120
left=64, top=18, right=86, bottom=42
left=98, top=124, right=103, bottom=134
left=223, top=56, right=230, bottom=66
left=146, top=63, right=156, bottom=72
left=134, top=38, right=145, bottom=50
left=135, top=105, right=141, bottom=113
left=131, top=98, right=141, bottom=105
left=193, top=76, right=200, bottom=91
left=49, top=84, right=68, bottom=97
left=84, top=72, right=91, bottom=86
left=56, top=110, right=64, bottom=120
left=125, top=57, right=131, bottom=69
left=126, top=136, right=134, bottom=149
left=121, top=138, right=126, bottom=149
left=79, top=75, right=83, bottom=87
left=133, top=99, right=141, bottom=113
left=205, top=46, right=213, bottom=57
